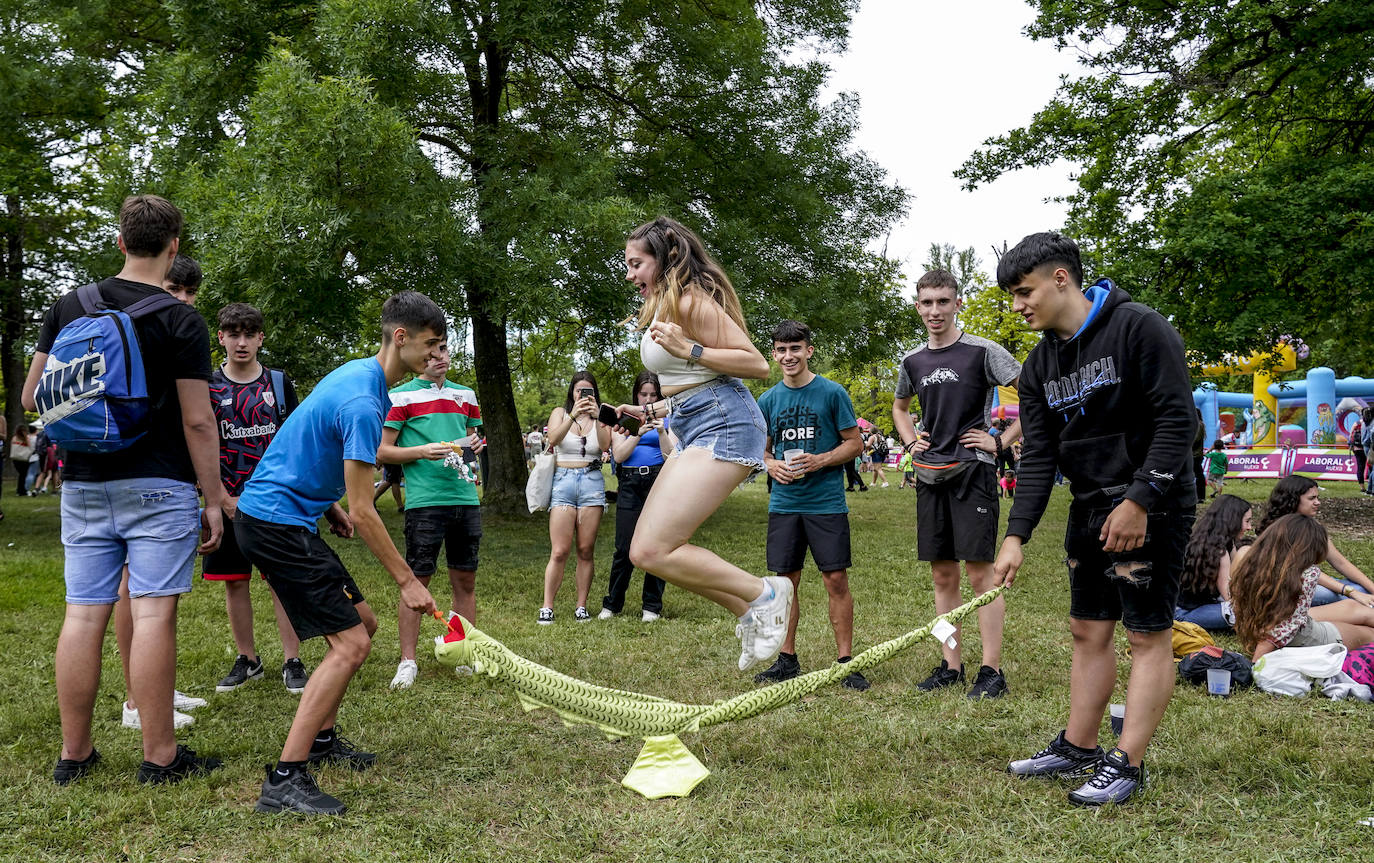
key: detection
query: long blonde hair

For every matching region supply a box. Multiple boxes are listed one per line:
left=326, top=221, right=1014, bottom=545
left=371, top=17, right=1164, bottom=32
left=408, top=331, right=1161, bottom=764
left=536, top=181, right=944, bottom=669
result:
left=629, top=216, right=747, bottom=334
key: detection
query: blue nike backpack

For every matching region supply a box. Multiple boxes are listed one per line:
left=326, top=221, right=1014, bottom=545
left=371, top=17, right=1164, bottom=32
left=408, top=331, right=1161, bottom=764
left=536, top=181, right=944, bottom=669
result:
left=34, top=283, right=185, bottom=453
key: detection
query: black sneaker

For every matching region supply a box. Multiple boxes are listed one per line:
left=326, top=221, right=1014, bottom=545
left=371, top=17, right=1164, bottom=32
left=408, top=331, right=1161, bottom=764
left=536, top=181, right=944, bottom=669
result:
left=308, top=731, right=376, bottom=771
left=841, top=669, right=871, bottom=691
left=282, top=658, right=309, bottom=694
left=216, top=654, right=264, bottom=692
left=254, top=765, right=346, bottom=815
left=915, top=660, right=965, bottom=692
left=753, top=652, right=801, bottom=684
left=136, top=744, right=223, bottom=785
left=1068, top=747, right=1146, bottom=806
left=967, top=665, right=1009, bottom=700
left=1007, top=730, right=1104, bottom=780
left=54, top=748, right=100, bottom=786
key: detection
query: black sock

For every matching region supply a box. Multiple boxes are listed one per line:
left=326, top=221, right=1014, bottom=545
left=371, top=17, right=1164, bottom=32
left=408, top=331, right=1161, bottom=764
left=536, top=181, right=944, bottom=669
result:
left=838, top=656, right=852, bottom=664
left=780, top=652, right=797, bottom=660
left=312, top=728, right=336, bottom=749
left=274, top=759, right=307, bottom=778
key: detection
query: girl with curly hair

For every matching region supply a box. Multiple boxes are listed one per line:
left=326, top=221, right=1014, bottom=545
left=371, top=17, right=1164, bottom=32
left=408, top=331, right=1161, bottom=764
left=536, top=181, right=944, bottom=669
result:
left=1258, top=476, right=1374, bottom=605
left=1232, top=514, right=1374, bottom=660
left=1175, top=494, right=1252, bottom=631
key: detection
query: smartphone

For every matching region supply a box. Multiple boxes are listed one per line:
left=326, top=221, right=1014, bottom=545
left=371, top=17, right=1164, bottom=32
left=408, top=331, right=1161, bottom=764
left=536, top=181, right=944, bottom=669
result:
left=617, top=414, right=641, bottom=436
left=578, top=387, right=595, bottom=400
left=598, top=403, right=620, bottom=426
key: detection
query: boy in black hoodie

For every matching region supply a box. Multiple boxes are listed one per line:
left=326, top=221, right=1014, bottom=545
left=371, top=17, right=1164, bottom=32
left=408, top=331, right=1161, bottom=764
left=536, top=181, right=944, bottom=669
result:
left=992, top=232, right=1196, bottom=807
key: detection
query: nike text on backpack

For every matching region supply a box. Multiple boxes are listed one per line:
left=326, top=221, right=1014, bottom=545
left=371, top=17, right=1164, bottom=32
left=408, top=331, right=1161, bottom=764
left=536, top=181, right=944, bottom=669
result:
left=34, top=283, right=184, bottom=453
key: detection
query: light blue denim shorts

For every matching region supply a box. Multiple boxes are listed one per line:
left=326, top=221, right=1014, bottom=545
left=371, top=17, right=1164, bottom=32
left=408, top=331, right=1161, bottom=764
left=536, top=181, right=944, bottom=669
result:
left=61, top=479, right=201, bottom=604
left=551, top=465, right=606, bottom=509
left=668, top=376, right=767, bottom=471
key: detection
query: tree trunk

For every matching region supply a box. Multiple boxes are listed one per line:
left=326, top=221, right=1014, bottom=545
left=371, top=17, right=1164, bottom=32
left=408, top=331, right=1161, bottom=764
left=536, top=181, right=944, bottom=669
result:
left=467, top=274, right=527, bottom=515
left=461, top=22, right=527, bottom=514
left=2, top=194, right=24, bottom=442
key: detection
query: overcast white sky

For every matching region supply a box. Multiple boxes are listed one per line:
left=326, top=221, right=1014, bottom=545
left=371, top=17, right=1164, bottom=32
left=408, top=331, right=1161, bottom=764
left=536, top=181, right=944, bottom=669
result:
left=824, top=0, right=1082, bottom=284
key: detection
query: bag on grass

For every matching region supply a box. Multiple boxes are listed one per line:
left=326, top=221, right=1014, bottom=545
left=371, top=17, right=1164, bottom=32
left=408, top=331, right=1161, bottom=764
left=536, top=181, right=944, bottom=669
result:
left=1342, top=643, right=1374, bottom=688
left=1171, top=621, right=1215, bottom=658
left=1178, top=645, right=1253, bottom=689
left=525, top=448, right=555, bottom=513
left=1252, top=643, right=1347, bottom=696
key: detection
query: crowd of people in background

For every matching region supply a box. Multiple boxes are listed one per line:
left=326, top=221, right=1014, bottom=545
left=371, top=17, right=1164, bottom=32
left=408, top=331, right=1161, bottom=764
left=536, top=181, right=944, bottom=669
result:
left=12, top=197, right=1374, bottom=817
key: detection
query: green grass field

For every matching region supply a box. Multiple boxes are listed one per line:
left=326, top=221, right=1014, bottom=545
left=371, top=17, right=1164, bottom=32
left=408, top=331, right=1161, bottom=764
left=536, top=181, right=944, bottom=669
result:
left=1, top=477, right=1371, bottom=862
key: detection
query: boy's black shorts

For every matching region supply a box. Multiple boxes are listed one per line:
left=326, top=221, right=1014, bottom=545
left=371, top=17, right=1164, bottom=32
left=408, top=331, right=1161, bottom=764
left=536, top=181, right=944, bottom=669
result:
left=916, top=460, right=998, bottom=562
left=766, top=512, right=852, bottom=573
left=201, top=516, right=259, bottom=581
left=234, top=511, right=366, bottom=641
left=1064, top=504, right=1193, bottom=633
left=404, top=505, right=482, bottom=576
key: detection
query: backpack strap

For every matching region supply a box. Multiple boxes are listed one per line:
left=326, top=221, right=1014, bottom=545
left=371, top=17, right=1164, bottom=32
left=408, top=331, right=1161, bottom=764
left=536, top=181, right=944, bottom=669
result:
left=121, top=291, right=186, bottom=319
left=269, top=368, right=288, bottom=421
left=75, top=283, right=104, bottom=314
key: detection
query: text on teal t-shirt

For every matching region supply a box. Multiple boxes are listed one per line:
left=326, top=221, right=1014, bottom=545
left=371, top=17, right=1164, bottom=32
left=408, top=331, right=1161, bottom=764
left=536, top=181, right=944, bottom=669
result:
left=757, top=374, right=857, bottom=514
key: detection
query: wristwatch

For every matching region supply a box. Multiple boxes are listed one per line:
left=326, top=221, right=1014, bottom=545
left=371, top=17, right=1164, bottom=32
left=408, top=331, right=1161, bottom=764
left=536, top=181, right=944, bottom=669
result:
left=687, top=343, right=704, bottom=367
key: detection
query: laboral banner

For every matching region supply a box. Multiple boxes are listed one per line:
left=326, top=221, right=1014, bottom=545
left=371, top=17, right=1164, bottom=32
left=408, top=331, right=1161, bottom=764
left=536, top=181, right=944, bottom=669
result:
left=1222, top=448, right=1356, bottom=481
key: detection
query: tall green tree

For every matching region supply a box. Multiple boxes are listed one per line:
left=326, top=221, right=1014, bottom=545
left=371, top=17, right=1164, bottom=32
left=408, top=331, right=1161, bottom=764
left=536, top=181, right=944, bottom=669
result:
left=958, top=0, right=1374, bottom=372
left=0, top=0, right=110, bottom=432
left=70, top=0, right=907, bottom=513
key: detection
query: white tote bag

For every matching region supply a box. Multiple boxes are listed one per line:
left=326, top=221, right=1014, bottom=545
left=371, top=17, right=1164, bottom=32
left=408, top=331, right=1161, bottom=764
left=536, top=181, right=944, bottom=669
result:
left=1253, top=643, right=1347, bottom=696
left=525, top=448, right=555, bottom=513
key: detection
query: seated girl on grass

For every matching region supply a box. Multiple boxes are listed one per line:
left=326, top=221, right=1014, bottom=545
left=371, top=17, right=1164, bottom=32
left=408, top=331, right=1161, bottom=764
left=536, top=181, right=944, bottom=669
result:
left=1175, top=494, right=1252, bottom=631
left=1257, top=475, right=1374, bottom=605
left=1231, top=513, right=1374, bottom=661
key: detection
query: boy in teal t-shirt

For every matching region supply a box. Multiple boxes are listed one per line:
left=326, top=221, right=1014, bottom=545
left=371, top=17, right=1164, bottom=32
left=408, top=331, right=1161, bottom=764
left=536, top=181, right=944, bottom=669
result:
left=756, top=320, right=867, bottom=690
left=1204, top=440, right=1228, bottom=498
left=377, top=340, right=484, bottom=690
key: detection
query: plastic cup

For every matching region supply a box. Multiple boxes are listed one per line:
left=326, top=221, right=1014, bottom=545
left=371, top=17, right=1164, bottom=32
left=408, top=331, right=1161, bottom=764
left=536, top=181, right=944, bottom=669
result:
left=1109, top=704, right=1125, bottom=736
left=1206, top=668, right=1232, bottom=696
left=783, top=448, right=805, bottom=475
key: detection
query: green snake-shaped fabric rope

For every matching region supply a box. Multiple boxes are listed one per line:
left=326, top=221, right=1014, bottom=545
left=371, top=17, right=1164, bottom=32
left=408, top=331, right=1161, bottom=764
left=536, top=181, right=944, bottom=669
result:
left=434, top=586, right=1004, bottom=796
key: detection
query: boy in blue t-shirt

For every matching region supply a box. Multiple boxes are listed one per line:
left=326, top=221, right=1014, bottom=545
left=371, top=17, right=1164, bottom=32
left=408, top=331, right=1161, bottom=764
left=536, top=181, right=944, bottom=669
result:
left=234, top=291, right=443, bottom=816
left=756, top=320, right=867, bottom=690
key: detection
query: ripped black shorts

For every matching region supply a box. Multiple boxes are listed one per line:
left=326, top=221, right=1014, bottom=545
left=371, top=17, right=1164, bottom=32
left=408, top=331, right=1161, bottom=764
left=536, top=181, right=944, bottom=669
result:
left=1063, top=504, right=1193, bottom=633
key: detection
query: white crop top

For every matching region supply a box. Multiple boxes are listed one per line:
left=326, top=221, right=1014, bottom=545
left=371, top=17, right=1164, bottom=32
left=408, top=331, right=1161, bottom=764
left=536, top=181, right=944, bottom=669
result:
left=553, top=418, right=595, bottom=461
left=640, top=322, right=719, bottom=388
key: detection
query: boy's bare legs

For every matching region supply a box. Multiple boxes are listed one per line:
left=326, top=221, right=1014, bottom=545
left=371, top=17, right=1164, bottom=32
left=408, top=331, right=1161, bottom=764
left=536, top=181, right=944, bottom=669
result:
left=57, top=603, right=113, bottom=761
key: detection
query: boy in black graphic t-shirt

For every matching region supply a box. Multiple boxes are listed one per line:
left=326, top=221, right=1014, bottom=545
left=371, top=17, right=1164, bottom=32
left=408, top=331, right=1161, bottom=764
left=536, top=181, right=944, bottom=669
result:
left=207, top=303, right=310, bottom=695
left=893, top=270, right=1021, bottom=700
left=995, top=232, right=1196, bottom=807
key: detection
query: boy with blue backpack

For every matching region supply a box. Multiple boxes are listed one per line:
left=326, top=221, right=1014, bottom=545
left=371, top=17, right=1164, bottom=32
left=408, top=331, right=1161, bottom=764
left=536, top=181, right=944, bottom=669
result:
left=23, top=194, right=226, bottom=785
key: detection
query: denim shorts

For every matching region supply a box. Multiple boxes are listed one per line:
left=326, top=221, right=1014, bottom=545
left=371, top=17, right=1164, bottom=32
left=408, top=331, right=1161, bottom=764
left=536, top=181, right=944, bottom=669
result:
left=61, top=479, right=201, bottom=604
left=667, top=376, right=766, bottom=471
left=551, top=465, right=606, bottom=509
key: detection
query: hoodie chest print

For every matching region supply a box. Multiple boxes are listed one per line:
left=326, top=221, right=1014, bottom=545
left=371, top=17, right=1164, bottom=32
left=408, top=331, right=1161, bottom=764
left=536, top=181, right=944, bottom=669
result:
left=1045, top=355, right=1121, bottom=415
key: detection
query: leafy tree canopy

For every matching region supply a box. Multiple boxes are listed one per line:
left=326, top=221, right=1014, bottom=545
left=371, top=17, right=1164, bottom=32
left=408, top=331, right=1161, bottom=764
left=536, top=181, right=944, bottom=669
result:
left=958, top=0, right=1374, bottom=374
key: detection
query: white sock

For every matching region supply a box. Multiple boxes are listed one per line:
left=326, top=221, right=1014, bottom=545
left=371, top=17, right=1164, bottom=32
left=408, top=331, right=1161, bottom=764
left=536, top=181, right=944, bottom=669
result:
left=747, top=581, right=775, bottom=608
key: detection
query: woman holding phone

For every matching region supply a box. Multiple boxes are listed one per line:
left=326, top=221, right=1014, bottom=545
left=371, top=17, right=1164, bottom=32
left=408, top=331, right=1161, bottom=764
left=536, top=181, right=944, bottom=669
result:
left=600, top=370, right=673, bottom=621
left=617, top=216, right=793, bottom=672
left=539, top=371, right=612, bottom=624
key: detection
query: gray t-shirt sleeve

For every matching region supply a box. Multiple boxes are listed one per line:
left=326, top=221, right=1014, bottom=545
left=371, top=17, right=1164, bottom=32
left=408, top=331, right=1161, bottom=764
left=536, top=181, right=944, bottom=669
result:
left=893, top=347, right=921, bottom=399
left=983, top=340, right=1022, bottom=387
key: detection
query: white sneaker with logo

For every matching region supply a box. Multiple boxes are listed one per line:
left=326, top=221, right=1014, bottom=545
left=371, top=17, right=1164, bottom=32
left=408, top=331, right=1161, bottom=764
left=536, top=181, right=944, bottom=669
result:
left=736, top=576, right=794, bottom=671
